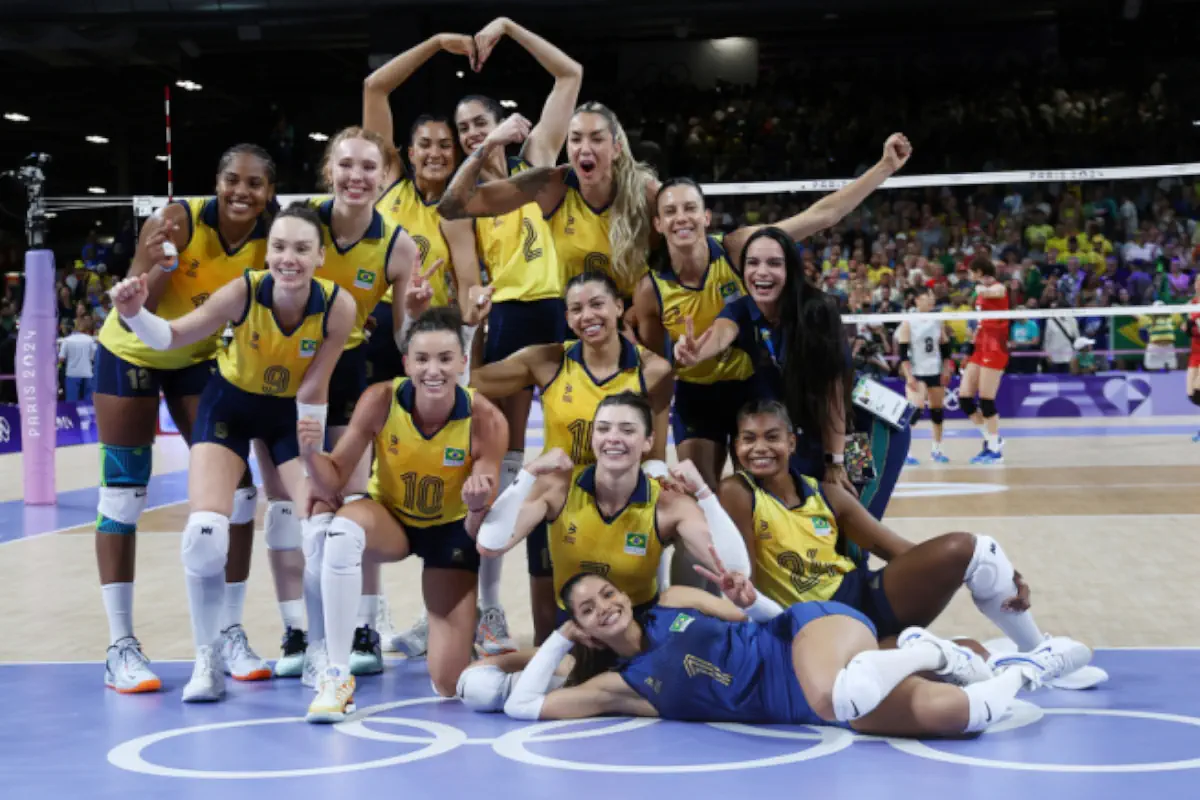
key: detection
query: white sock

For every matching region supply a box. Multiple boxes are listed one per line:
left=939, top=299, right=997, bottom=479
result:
left=964, top=534, right=1043, bottom=651
left=478, top=555, right=503, bottom=608
left=962, top=668, right=1025, bottom=732
left=279, top=599, right=305, bottom=631
left=302, top=512, right=334, bottom=642
left=931, top=439, right=943, bottom=455
left=322, top=519, right=365, bottom=669
left=222, top=581, right=246, bottom=631
left=102, top=582, right=134, bottom=645
left=186, top=572, right=225, bottom=650
left=986, top=432, right=1002, bottom=450
left=832, top=642, right=944, bottom=721
left=357, top=595, right=379, bottom=629
left=974, top=421, right=988, bottom=440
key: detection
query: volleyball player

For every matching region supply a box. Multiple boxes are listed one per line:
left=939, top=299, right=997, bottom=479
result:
left=393, top=18, right=583, bottom=658
left=960, top=255, right=1009, bottom=464
left=467, top=271, right=673, bottom=642
left=474, top=392, right=752, bottom=632
left=897, top=286, right=953, bottom=464
left=493, top=564, right=1090, bottom=736
left=300, top=308, right=507, bottom=722
left=265, top=127, right=418, bottom=685
left=1186, top=275, right=1200, bottom=441
left=92, top=145, right=273, bottom=693
left=109, top=204, right=356, bottom=701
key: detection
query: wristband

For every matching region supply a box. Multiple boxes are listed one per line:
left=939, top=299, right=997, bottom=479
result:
left=120, top=307, right=173, bottom=351
left=743, top=591, right=785, bottom=622
left=642, top=459, right=669, bottom=479
left=825, top=452, right=845, bottom=466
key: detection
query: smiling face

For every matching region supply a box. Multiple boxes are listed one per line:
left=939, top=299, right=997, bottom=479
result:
left=734, top=410, right=795, bottom=480
left=654, top=183, right=709, bottom=249
left=566, top=574, right=633, bottom=641
left=216, top=152, right=273, bottom=225
left=742, top=235, right=788, bottom=306
left=266, top=216, right=323, bottom=290
left=403, top=329, right=465, bottom=401
left=566, top=278, right=622, bottom=345
left=454, top=99, right=499, bottom=155
left=567, top=111, right=616, bottom=186
left=409, top=120, right=456, bottom=184
left=591, top=402, right=652, bottom=472
left=330, top=136, right=385, bottom=208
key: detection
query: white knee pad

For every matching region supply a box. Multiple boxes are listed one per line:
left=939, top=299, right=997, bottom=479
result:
left=831, top=656, right=886, bottom=722
left=97, top=486, right=148, bottom=528
left=456, top=665, right=517, bottom=712
left=302, top=511, right=333, bottom=564
left=181, top=511, right=230, bottom=578
left=963, top=535, right=1015, bottom=601
left=324, top=517, right=365, bottom=573
left=230, top=486, right=259, bottom=525
left=265, top=500, right=301, bottom=551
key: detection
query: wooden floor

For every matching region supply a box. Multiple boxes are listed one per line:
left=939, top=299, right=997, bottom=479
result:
left=1, top=416, right=1198, bottom=662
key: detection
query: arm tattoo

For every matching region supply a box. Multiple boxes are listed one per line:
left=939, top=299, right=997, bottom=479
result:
left=437, top=146, right=490, bottom=220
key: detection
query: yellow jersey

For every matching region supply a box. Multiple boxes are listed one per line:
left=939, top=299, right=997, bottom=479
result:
left=541, top=337, right=650, bottom=464
left=98, top=197, right=268, bottom=369
left=477, top=157, right=563, bottom=303
left=738, top=471, right=857, bottom=606
left=311, top=199, right=402, bottom=349
left=216, top=270, right=341, bottom=398
left=368, top=378, right=475, bottom=528
left=547, top=169, right=646, bottom=297
left=549, top=464, right=664, bottom=608
left=377, top=174, right=456, bottom=308
left=648, top=237, right=754, bottom=384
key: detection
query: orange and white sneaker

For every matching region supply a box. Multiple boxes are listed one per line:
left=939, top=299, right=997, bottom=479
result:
left=306, top=666, right=356, bottom=724
left=220, top=624, right=272, bottom=681
left=104, top=636, right=162, bottom=694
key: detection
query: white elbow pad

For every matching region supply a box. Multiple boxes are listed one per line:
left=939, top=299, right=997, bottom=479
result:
left=120, top=307, right=173, bottom=351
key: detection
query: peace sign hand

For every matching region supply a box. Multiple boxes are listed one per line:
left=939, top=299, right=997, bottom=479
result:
left=673, top=315, right=715, bottom=367
left=405, top=259, right=442, bottom=319
left=692, top=544, right=757, bottom=610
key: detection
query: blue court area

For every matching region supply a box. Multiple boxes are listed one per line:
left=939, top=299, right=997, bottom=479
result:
left=2, top=650, right=1199, bottom=800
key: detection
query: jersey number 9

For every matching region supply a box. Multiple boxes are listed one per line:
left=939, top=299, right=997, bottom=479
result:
left=262, top=365, right=291, bottom=395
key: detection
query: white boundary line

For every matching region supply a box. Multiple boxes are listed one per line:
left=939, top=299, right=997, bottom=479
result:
left=0, top=498, right=189, bottom=549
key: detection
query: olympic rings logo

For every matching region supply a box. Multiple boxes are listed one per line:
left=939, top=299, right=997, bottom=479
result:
left=105, top=696, right=1200, bottom=778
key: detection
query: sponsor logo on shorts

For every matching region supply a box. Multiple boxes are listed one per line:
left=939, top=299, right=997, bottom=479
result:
left=299, top=339, right=318, bottom=358
left=669, top=612, right=694, bottom=633
left=443, top=447, right=466, bottom=467
left=624, top=532, right=648, bottom=557
left=214, top=422, right=228, bottom=440
left=354, top=268, right=376, bottom=290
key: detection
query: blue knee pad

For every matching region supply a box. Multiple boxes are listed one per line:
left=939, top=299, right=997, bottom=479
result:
left=97, top=444, right=152, bottom=534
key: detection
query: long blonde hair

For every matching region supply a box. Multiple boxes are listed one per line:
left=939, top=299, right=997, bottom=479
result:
left=575, top=102, right=656, bottom=294
left=319, top=126, right=399, bottom=194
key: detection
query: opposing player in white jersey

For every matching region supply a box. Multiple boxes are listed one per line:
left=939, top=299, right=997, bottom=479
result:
left=897, top=286, right=953, bottom=465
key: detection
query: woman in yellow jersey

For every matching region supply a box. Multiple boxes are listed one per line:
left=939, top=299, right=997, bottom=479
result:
left=475, top=391, right=750, bottom=627
left=719, top=399, right=1106, bottom=690
left=92, top=144, right=275, bottom=694
left=108, top=204, right=357, bottom=703
left=386, top=17, right=583, bottom=659
left=298, top=307, right=507, bottom=723
left=438, top=101, right=659, bottom=327
left=466, top=271, right=673, bottom=642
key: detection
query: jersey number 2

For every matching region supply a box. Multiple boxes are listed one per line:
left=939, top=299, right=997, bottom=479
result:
left=521, top=218, right=543, bottom=262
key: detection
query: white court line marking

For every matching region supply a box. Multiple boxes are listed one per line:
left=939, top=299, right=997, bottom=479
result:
left=0, top=499, right=191, bottom=548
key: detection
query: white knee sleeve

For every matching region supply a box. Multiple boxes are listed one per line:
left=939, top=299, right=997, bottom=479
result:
left=302, top=511, right=333, bottom=563
left=98, top=486, right=148, bottom=527
left=457, top=665, right=517, bottom=712
left=963, top=535, right=1015, bottom=601
left=265, top=500, right=301, bottom=551
left=499, top=451, right=524, bottom=494
left=230, top=486, right=258, bottom=525
left=324, top=517, right=365, bottom=573
left=831, top=656, right=886, bottom=722
left=181, top=511, right=230, bottom=578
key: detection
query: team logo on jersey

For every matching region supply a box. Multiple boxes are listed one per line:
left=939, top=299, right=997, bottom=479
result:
left=562, top=382, right=573, bottom=403
left=663, top=306, right=681, bottom=325
left=669, top=612, right=695, bottom=633
left=564, top=522, right=577, bottom=545
left=757, top=519, right=772, bottom=540
left=388, top=434, right=399, bottom=455
left=564, top=214, right=575, bottom=235
left=443, top=447, right=466, bottom=466
left=812, top=517, right=833, bottom=536
left=719, top=281, right=741, bottom=303
left=624, top=532, right=648, bottom=556
left=299, top=339, right=318, bottom=358
left=185, top=259, right=200, bottom=277
left=249, top=332, right=260, bottom=350
left=353, top=268, right=376, bottom=290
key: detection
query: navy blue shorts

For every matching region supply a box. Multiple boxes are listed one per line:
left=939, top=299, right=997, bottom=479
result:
left=329, top=344, right=369, bottom=427
left=527, top=521, right=552, bottom=578
left=670, top=378, right=756, bottom=446
left=363, top=301, right=405, bottom=384
left=830, top=567, right=902, bottom=639
left=94, top=344, right=214, bottom=399
left=484, top=299, right=567, bottom=371
left=405, top=519, right=481, bottom=573
left=193, top=373, right=299, bottom=466
left=777, top=599, right=878, bottom=641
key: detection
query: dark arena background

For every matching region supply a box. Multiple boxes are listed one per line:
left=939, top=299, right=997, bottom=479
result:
left=1, top=1, right=1199, bottom=798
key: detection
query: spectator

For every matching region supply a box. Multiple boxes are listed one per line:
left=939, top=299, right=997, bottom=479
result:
left=1043, top=308, right=1080, bottom=374
left=58, top=315, right=97, bottom=403
left=1070, top=337, right=1107, bottom=375
left=1008, top=298, right=1042, bottom=374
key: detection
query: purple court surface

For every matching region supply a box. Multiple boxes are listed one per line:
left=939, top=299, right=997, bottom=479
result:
left=2, top=650, right=1198, bottom=800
